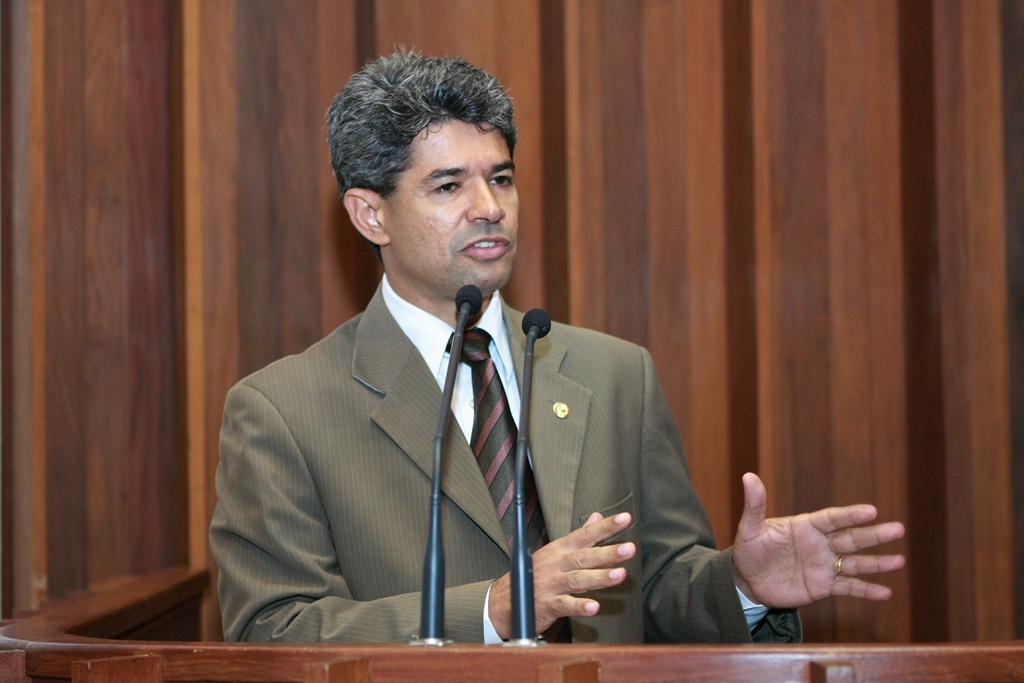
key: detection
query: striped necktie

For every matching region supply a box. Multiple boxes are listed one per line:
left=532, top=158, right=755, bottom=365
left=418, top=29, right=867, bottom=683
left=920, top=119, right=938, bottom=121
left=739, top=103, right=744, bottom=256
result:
left=460, top=328, right=548, bottom=550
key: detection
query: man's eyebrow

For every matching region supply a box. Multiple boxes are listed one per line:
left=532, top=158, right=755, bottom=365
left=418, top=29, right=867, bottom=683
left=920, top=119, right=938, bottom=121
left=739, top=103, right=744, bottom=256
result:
left=425, top=167, right=465, bottom=181
left=422, top=161, right=515, bottom=184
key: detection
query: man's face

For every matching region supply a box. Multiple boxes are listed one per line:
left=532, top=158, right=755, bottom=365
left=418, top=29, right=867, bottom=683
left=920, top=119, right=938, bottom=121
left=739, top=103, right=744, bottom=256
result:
left=373, top=119, right=519, bottom=322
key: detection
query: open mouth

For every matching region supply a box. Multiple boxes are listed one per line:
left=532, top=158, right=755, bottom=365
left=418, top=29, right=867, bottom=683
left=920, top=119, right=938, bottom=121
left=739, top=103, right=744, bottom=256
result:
left=461, top=237, right=511, bottom=260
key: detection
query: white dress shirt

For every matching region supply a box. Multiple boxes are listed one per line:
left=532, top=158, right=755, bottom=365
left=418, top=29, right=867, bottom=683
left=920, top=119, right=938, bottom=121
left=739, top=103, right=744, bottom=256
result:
left=380, top=275, right=767, bottom=641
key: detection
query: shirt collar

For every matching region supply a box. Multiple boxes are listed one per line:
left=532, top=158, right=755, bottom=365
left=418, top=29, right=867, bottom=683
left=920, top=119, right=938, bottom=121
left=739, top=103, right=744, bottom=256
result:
left=381, top=274, right=516, bottom=384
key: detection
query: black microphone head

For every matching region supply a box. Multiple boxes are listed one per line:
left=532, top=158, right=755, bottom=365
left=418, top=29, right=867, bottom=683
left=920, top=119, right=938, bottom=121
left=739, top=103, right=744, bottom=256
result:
left=455, top=285, right=483, bottom=316
left=522, top=308, right=552, bottom=338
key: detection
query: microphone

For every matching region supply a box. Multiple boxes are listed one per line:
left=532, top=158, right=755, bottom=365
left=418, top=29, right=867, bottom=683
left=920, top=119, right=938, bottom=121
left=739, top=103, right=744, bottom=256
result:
left=506, top=308, right=552, bottom=646
left=412, top=284, right=483, bottom=646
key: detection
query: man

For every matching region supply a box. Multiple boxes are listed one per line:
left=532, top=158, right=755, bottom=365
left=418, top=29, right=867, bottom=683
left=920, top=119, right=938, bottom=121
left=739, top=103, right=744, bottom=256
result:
left=210, top=52, right=904, bottom=644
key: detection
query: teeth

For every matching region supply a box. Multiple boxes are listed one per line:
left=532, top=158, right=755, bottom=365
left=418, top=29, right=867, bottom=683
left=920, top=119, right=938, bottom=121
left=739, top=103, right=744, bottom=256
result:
left=475, top=241, right=497, bottom=248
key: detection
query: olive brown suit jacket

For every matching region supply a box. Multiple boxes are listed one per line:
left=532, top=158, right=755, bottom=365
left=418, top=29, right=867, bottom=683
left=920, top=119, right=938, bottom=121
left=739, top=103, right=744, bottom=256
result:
left=210, top=288, right=798, bottom=644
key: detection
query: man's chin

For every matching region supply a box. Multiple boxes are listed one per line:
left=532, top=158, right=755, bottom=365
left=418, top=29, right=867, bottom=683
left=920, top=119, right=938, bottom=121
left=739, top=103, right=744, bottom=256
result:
left=457, top=262, right=514, bottom=299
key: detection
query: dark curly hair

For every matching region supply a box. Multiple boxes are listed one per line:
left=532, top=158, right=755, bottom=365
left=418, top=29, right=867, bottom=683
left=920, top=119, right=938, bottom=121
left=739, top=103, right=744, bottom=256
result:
left=326, top=51, right=517, bottom=199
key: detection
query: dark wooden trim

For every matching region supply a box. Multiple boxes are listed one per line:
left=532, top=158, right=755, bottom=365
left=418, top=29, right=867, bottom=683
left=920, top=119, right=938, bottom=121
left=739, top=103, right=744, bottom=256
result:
left=898, top=0, right=949, bottom=643
left=722, top=0, right=758, bottom=531
left=1, top=0, right=15, bottom=621
left=2, top=568, right=1023, bottom=683
left=1001, top=0, right=1024, bottom=641
left=539, top=0, right=568, bottom=324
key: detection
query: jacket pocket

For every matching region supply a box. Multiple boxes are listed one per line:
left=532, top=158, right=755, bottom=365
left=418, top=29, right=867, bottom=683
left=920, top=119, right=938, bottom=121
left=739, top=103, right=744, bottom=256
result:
left=576, top=492, right=635, bottom=544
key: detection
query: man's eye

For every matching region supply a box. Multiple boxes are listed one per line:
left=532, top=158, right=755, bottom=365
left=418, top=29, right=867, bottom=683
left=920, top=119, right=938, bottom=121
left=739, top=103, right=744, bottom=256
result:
left=436, top=182, right=458, bottom=193
left=491, top=175, right=513, bottom=186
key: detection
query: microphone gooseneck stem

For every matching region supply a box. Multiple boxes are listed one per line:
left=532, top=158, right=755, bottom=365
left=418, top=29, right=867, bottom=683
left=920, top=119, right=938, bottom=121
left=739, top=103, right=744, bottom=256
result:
left=417, top=300, right=474, bottom=645
left=510, top=325, right=540, bottom=642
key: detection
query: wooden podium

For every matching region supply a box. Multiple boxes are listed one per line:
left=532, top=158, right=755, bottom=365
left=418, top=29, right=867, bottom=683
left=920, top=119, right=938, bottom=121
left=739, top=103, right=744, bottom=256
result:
left=2, top=569, right=1022, bottom=682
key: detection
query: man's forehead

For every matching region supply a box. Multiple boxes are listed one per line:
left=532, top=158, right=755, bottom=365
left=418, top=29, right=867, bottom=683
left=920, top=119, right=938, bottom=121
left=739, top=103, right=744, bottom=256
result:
left=405, top=120, right=512, bottom=177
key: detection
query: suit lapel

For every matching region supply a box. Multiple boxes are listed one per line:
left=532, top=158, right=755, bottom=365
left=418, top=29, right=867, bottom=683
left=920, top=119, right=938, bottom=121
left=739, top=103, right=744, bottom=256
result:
left=505, top=306, right=591, bottom=541
left=353, top=289, right=510, bottom=554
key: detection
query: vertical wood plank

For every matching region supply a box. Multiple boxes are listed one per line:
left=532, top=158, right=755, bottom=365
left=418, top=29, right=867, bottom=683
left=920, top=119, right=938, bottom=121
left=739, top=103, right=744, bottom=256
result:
left=897, top=0, right=949, bottom=643
left=184, top=0, right=240, bottom=643
left=933, top=0, right=1013, bottom=640
left=44, top=0, right=89, bottom=599
left=1001, top=0, right=1024, bottom=639
left=83, top=0, right=131, bottom=587
left=0, top=0, right=15, bottom=620
left=124, top=0, right=185, bottom=575
left=565, top=0, right=606, bottom=332
left=722, top=0, right=760, bottom=532
left=823, top=0, right=909, bottom=642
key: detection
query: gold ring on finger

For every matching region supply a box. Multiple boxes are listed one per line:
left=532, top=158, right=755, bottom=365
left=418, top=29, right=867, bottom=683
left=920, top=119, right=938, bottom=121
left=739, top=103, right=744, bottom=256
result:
left=833, top=555, right=844, bottom=576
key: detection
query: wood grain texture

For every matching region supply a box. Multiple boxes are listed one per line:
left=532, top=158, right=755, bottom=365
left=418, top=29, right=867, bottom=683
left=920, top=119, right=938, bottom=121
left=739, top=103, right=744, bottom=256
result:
left=7, top=0, right=184, bottom=607
left=71, top=656, right=163, bottom=683
left=933, top=0, right=1013, bottom=641
left=2, top=569, right=1024, bottom=681
left=1001, top=0, right=1024, bottom=640
left=897, top=0, right=950, bottom=643
left=1, top=0, right=14, bottom=621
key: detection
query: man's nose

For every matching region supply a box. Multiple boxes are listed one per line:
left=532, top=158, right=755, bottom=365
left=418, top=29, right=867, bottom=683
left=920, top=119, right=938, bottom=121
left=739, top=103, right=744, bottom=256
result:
left=467, top=180, right=505, bottom=224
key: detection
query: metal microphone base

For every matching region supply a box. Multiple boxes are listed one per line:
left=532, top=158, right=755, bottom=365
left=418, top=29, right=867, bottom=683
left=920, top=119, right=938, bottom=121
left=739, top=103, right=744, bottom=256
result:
left=408, top=637, right=453, bottom=647
left=502, top=637, right=546, bottom=648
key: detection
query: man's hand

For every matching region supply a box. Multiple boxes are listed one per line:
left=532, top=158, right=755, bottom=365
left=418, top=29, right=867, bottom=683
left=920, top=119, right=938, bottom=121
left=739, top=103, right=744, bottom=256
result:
left=732, top=472, right=906, bottom=607
left=488, top=511, right=636, bottom=639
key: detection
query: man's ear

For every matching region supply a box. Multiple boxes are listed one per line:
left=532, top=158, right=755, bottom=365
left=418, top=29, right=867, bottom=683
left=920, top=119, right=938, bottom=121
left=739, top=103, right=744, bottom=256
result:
left=343, top=189, right=390, bottom=247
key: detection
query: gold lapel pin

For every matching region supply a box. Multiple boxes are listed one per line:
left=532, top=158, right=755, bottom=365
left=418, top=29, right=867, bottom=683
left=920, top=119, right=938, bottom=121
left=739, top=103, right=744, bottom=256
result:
left=553, top=402, right=570, bottom=419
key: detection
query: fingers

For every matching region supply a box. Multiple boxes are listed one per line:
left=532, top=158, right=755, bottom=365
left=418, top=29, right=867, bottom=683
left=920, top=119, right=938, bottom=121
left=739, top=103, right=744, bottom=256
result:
left=529, top=511, right=636, bottom=629
left=807, top=503, right=880, bottom=534
left=835, top=553, right=905, bottom=576
left=559, top=542, right=635, bottom=572
left=736, top=472, right=768, bottom=539
left=562, top=567, right=629, bottom=594
left=831, top=577, right=894, bottom=601
left=559, top=511, right=633, bottom=550
left=828, top=522, right=906, bottom=554
left=551, top=595, right=601, bottom=618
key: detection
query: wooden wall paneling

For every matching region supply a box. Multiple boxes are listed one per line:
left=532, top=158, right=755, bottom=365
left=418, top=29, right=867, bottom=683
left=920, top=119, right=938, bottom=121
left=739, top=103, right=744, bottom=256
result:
left=641, top=0, right=734, bottom=545
left=751, top=0, right=837, bottom=641
left=897, top=0, right=950, bottom=644
left=538, top=0, right=569, bottom=323
left=125, top=0, right=185, bottom=575
left=592, top=1, right=648, bottom=347
left=932, top=0, right=1014, bottom=641
left=236, top=1, right=319, bottom=372
left=679, top=0, right=735, bottom=545
left=565, top=0, right=653, bottom=339
left=564, top=0, right=607, bottom=333
left=83, top=0, right=132, bottom=589
left=822, top=0, right=909, bottom=643
left=2, top=0, right=186, bottom=605
left=1, top=0, right=14, bottom=620
left=43, top=0, right=90, bottom=599
left=1001, top=0, right=1024, bottom=640
left=722, top=0, right=760, bottom=538
left=9, top=0, right=48, bottom=613
left=185, top=0, right=240, bottom=642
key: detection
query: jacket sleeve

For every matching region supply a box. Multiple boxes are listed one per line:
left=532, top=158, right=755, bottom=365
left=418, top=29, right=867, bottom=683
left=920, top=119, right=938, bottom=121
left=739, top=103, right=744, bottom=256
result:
left=635, top=347, right=801, bottom=644
left=209, top=382, right=490, bottom=643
